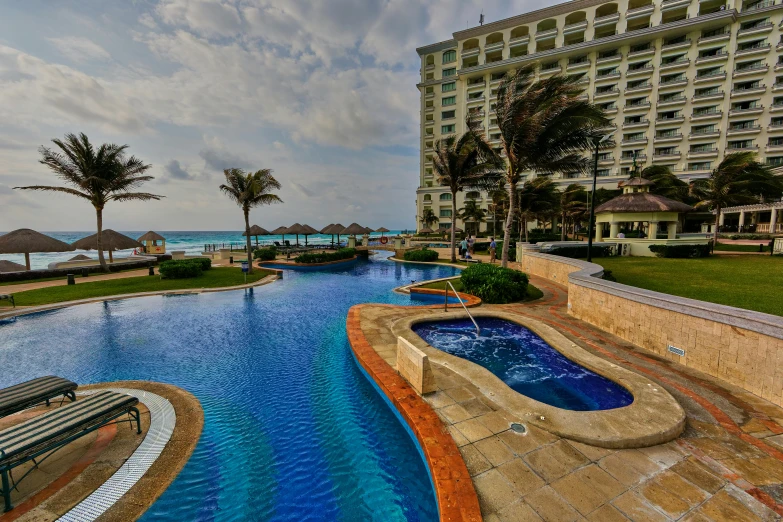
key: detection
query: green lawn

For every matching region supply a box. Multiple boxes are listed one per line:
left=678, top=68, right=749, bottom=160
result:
left=0, top=266, right=144, bottom=287
left=418, top=277, right=544, bottom=303
left=0, top=267, right=276, bottom=308
left=714, top=242, right=769, bottom=253
left=595, top=256, right=783, bottom=316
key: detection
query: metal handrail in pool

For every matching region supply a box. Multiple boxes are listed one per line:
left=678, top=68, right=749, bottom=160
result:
left=444, top=281, right=480, bottom=336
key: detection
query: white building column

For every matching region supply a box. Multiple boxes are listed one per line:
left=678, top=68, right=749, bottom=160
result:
left=718, top=211, right=725, bottom=226
left=770, top=208, right=778, bottom=234
left=595, top=223, right=603, bottom=242
left=667, top=222, right=678, bottom=239
left=649, top=221, right=659, bottom=239
left=738, top=210, right=746, bottom=230
left=609, top=222, right=620, bottom=239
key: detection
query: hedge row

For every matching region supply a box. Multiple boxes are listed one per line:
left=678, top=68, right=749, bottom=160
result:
left=460, top=264, right=528, bottom=304
left=0, top=256, right=172, bottom=283
left=648, top=244, right=711, bottom=258
left=294, top=248, right=356, bottom=264
left=253, top=247, right=277, bottom=261
left=404, top=248, right=439, bottom=262
left=159, top=257, right=212, bottom=279
left=547, top=245, right=613, bottom=258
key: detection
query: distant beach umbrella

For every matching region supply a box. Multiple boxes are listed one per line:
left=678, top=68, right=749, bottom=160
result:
left=0, top=229, right=75, bottom=270
left=0, top=259, right=27, bottom=273
left=243, top=225, right=271, bottom=247
left=418, top=227, right=434, bottom=235
left=68, top=254, right=92, bottom=261
left=340, top=223, right=367, bottom=236
left=299, top=224, right=320, bottom=246
left=319, top=224, right=334, bottom=234
left=270, top=225, right=288, bottom=245
left=283, top=223, right=309, bottom=246
left=322, top=223, right=345, bottom=246
left=72, top=229, right=142, bottom=263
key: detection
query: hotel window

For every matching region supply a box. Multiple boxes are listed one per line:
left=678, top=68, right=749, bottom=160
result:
left=442, top=67, right=456, bottom=77
left=732, top=100, right=760, bottom=111
left=597, top=67, right=618, bottom=77
left=689, top=162, right=711, bottom=170
left=628, top=60, right=651, bottom=71
left=627, top=97, right=648, bottom=107
left=425, top=169, right=433, bottom=177
left=597, top=169, right=611, bottom=177
left=690, top=143, right=716, bottom=152
left=701, top=27, right=728, bottom=38
left=696, top=66, right=722, bottom=77
left=661, top=73, right=686, bottom=84
left=599, top=102, right=617, bottom=110
left=657, top=129, right=680, bottom=138
left=439, top=193, right=452, bottom=200
left=442, top=50, right=456, bottom=64
left=728, top=140, right=754, bottom=149
left=695, top=86, right=720, bottom=97
left=627, top=79, right=648, bottom=89
left=598, top=152, right=613, bottom=160
left=735, top=60, right=765, bottom=72
left=740, top=18, right=768, bottom=31
left=439, top=209, right=452, bottom=217
left=441, top=110, right=456, bottom=120
left=771, top=117, right=783, bottom=126
left=442, top=82, right=456, bottom=92
left=730, top=120, right=758, bottom=130
left=768, top=157, right=783, bottom=166
left=442, top=96, right=456, bottom=106
left=423, top=194, right=432, bottom=201
left=625, top=115, right=645, bottom=124
left=775, top=96, right=783, bottom=107
left=737, top=39, right=767, bottom=51
left=769, top=137, right=783, bottom=146
left=441, top=124, right=455, bottom=134
left=624, top=132, right=645, bottom=141
left=699, top=47, right=725, bottom=58
left=692, top=124, right=716, bottom=134
left=694, top=106, right=719, bottom=115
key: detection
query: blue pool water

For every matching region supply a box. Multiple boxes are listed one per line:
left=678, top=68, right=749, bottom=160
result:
left=413, top=318, right=634, bottom=411
left=0, top=252, right=459, bottom=521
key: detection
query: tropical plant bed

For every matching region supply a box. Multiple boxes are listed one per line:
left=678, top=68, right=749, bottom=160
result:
left=0, top=267, right=277, bottom=308
left=417, top=277, right=543, bottom=302
left=595, top=256, right=783, bottom=317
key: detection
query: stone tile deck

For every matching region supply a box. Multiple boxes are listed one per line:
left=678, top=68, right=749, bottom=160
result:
left=353, top=274, right=783, bottom=521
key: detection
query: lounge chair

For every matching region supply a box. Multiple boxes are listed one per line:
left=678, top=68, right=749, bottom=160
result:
left=0, top=376, right=77, bottom=418
left=0, top=390, right=141, bottom=512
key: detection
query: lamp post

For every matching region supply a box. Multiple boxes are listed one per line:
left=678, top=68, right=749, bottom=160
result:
left=586, top=135, right=607, bottom=262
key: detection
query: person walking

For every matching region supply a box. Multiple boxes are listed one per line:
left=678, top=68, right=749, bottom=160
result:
left=489, top=237, right=497, bottom=263
left=467, top=235, right=475, bottom=256
left=460, top=237, right=468, bottom=259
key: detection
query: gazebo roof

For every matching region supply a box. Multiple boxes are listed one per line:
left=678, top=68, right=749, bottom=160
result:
left=270, top=226, right=289, bottom=235
left=341, top=223, right=367, bottom=235
left=322, top=223, right=345, bottom=234
left=0, top=229, right=75, bottom=254
left=618, top=177, right=654, bottom=187
left=301, top=224, right=320, bottom=235
left=375, top=227, right=390, bottom=233
left=320, top=224, right=335, bottom=234
left=137, top=231, right=166, bottom=242
left=284, top=223, right=308, bottom=235
left=68, top=254, right=93, bottom=261
left=595, top=193, right=694, bottom=214
left=72, top=230, right=142, bottom=251
left=0, top=260, right=27, bottom=273
left=419, top=227, right=434, bottom=234
left=243, top=225, right=271, bottom=236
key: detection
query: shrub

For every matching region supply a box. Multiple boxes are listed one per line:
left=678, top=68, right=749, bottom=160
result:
left=294, top=248, right=356, bottom=264
left=547, top=245, right=613, bottom=258
left=403, top=248, right=439, bottom=262
left=186, top=257, right=212, bottom=271
left=460, top=264, right=528, bottom=304
left=253, top=247, right=277, bottom=261
left=648, top=244, right=711, bottom=258
left=159, top=259, right=203, bottom=279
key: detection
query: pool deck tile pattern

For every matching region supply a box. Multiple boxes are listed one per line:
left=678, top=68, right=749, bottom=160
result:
left=350, top=272, right=783, bottom=521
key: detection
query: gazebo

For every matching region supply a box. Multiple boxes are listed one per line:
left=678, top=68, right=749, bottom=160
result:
left=0, top=229, right=75, bottom=270
left=137, top=231, right=167, bottom=254
left=594, top=178, right=706, bottom=256
left=72, top=230, right=142, bottom=263
left=341, top=223, right=367, bottom=248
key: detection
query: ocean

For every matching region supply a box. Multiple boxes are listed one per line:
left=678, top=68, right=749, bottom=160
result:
left=0, top=230, right=407, bottom=270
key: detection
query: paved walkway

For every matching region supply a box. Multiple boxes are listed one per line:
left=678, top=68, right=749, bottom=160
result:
left=357, top=276, right=783, bottom=521
left=0, top=269, right=151, bottom=294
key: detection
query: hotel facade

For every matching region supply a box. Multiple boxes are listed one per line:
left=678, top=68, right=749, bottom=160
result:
left=415, top=0, right=783, bottom=233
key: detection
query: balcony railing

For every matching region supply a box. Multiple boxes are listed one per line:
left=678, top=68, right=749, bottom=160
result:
left=536, top=28, right=558, bottom=40
left=484, top=41, right=504, bottom=52
left=659, top=95, right=687, bottom=104
left=662, top=38, right=692, bottom=49
left=594, top=12, right=620, bottom=26
left=660, top=58, right=690, bottom=69
left=693, top=90, right=724, bottom=100
left=743, top=0, right=777, bottom=10
left=736, top=43, right=771, bottom=55
left=696, top=51, right=729, bottom=63
left=738, top=22, right=773, bottom=34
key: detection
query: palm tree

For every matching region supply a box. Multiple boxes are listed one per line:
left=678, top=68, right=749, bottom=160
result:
left=458, top=198, right=486, bottom=236
left=558, top=184, right=588, bottom=240
left=220, top=168, right=282, bottom=273
left=419, top=208, right=438, bottom=230
left=689, top=152, right=782, bottom=244
left=494, top=67, right=609, bottom=266
left=639, top=165, right=689, bottom=201
left=432, top=117, right=501, bottom=262
left=486, top=184, right=509, bottom=237
left=15, top=133, right=159, bottom=272
left=517, top=177, right=560, bottom=243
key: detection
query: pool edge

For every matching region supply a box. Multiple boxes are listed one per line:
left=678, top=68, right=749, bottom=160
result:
left=346, top=305, right=483, bottom=522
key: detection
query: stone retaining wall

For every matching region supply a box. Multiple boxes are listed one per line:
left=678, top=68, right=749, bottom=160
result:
left=518, top=252, right=783, bottom=407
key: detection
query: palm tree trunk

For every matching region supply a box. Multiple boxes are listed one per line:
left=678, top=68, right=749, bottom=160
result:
left=501, top=182, right=516, bottom=268
left=95, top=207, right=108, bottom=272
left=713, top=204, right=721, bottom=247
left=524, top=216, right=529, bottom=243
left=561, top=212, right=567, bottom=241
left=244, top=207, right=253, bottom=274
left=450, top=192, right=457, bottom=263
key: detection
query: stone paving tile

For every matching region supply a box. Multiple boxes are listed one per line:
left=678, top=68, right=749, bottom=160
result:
left=496, top=457, right=545, bottom=496
left=654, top=469, right=710, bottom=506
left=669, top=457, right=727, bottom=494
left=459, top=444, right=493, bottom=477
left=473, top=468, right=520, bottom=515
left=453, top=417, right=494, bottom=443
left=551, top=467, right=615, bottom=516
left=461, top=397, right=493, bottom=417
left=444, top=386, right=476, bottom=403
left=439, top=403, right=473, bottom=424
left=524, top=485, right=581, bottom=522
left=611, top=490, right=671, bottom=522
left=424, top=390, right=455, bottom=409
left=586, top=503, right=631, bottom=521
left=722, top=457, right=783, bottom=486
left=473, top=436, right=516, bottom=467
left=566, top=439, right=615, bottom=462
left=498, top=425, right=558, bottom=456
left=496, top=499, right=545, bottom=521
left=524, top=440, right=590, bottom=483
left=476, top=411, right=513, bottom=435
left=692, top=487, right=766, bottom=522
left=639, top=480, right=693, bottom=519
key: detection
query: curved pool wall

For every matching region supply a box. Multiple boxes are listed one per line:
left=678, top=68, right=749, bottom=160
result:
left=0, top=252, right=460, bottom=521
left=413, top=317, right=634, bottom=411
left=260, top=256, right=359, bottom=271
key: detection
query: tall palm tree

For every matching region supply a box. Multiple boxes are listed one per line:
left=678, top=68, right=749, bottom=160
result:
left=689, top=152, right=782, bottom=244
left=432, top=117, right=501, bottom=262
left=517, top=177, right=559, bottom=243
left=639, top=165, right=689, bottom=201
left=487, top=184, right=509, bottom=237
left=220, top=168, right=282, bottom=273
left=15, top=133, right=159, bottom=272
left=494, top=67, right=609, bottom=266
left=558, top=183, right=588, bottom=240
left=419, top=208, right=438, bottom=230
left=458, top=199, right=486, bottom=236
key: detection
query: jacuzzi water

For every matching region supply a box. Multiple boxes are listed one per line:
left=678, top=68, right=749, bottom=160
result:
left=0, top=252, right=459, bottom=521
left=413, top=318, right=634, bottom=411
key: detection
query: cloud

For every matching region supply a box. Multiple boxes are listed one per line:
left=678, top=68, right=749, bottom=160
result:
left=164, top=159, right=195, bottom=180
left=198, top=137, right=253, bottom=172
left=290, top=181, right=315, bottom=198
left=0, top=183, right=41, bottom=209
left=47, top=36, right=111, bottom=63
left=156, top=0, right=243, bottom=39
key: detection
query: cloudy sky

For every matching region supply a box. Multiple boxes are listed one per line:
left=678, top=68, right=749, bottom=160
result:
left=0, top=0, right=539, bottom=231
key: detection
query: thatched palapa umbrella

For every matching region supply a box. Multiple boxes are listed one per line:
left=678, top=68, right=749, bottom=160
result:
left=322, top=223, right=345, bottom=246
left=270, top=226, right=288, bottom=245
left=72, top=229, right=142, bottom=263
left=0, top=260, right=27, bottom=273
left=0, top=229, right=75, bottom=270
left=243, top=225, right=271, bottom=247
left=375, top=227, right=390, bottom=239
left=300, top=224, right=320, bottom=246
left=419, top=227, right=433, bottom=235
left=283, top=223, right=308, bottom=246
left=68, top=254, right=92, bottom=261
left=341, top=223, right=367, bottom=237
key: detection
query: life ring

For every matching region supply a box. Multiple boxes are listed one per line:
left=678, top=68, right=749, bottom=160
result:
left=132, top=249, right=137, bottom=255
left=380, top=236, right=388, bottom=244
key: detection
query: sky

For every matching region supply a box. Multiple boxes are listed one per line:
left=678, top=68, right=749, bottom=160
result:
left=0, top=0, right=541, bottom=232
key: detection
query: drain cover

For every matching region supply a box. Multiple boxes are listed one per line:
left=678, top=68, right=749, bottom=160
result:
left=510, top=422, right=526, bottom=434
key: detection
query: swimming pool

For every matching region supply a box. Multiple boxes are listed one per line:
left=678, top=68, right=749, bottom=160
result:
left=0, top=252, right=460, bottom=521
left=412, top=317, right=633, bottom=411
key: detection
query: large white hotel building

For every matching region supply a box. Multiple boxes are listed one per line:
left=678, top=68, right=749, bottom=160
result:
left=415, top=0, right=783, bottom=233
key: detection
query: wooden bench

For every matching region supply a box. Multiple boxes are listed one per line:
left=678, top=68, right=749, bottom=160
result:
left=0, top=376, right=77, bottom=418
left=0, top=390, right=141, bottom=512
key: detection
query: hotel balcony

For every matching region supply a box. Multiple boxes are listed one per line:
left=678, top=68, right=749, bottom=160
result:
left=595, top=71, right=621, bottom=82
left=624, top=101, right=652, bottom=112
left=597, top=52, right=622, bottom=64
left=726, top=144, right=759, bottom=151
left=622, top=119, right=650, bottom=129
left=743, top=0, right=779, bottom=11
left=626, top=82, right=653, bottom=93
left=658, top=95, right=687, bottom=107
left=627, top=64, right=655, bottom=77
left=567, top=58, right=590, bottom=70
left=425, top=91, right=435, bottom=99
left=659, top=77, right=689, bottom=89
left=595, top=88, right=620, bottom=99
left=509, top=36, right=530, bottom=47
left=691, top=110, right=723, bottom=121
left=425, top=106, right=434, bottom=113
left=594, top=12, right=620, bottom=27
left=694, top=71, right=727, bottom=83
left=656, top=115, right=686, bottom=124
left=731, top=85, right=767, bottom=96
left=735, top=43, right=772, bottom=57
left=687, top=149, right=719, bottom=158
left=539, top=64, right=562, bottom=76
left=727, top=125, right=762, bottom=135
left=769, top=123, right=783, bottom=131
left=621, top=137, right=648, bottom=145
left=698, top=31, right=731, bottom=44
left=484, top=41, right=504, bottom=53
left=626, top=4, right=655, bottom=19
left=467, top=81, right=486, bottom=93
left=696, top=52, right=729, bottom=64
left=660, top=58, right=690, bottom=71
left=653, top=152, right=682, bottom=160
left=598, top=157, right=616, bottom=165
left=729, top=106, right=763, bottom=116
left=689, top=130, right=721, bottom=139
left=772, top=102, right=783, bottom=112
left=661, top=38, right=692, bottom=51
left=767, top=143, right=783, bottom=152
left=620, top=154, right=647, bottom=163
left=461, top=46, right=480, bottom=58
left=662, top=0, right=692, bottom=9
left=692, top=91, right=725, bottom=102
left=466, top=96, right=485, bottom=107
left=536, top=28, right=558, bottom=41
left=737, top=21, right=773, bottom=36
left=628, top=45, right=655, bottom=58
left=564, top=20, right=588, bottom=34
left=733, top=64, right=769, bottom=77
left=774, top=81, right=783, bottom=92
